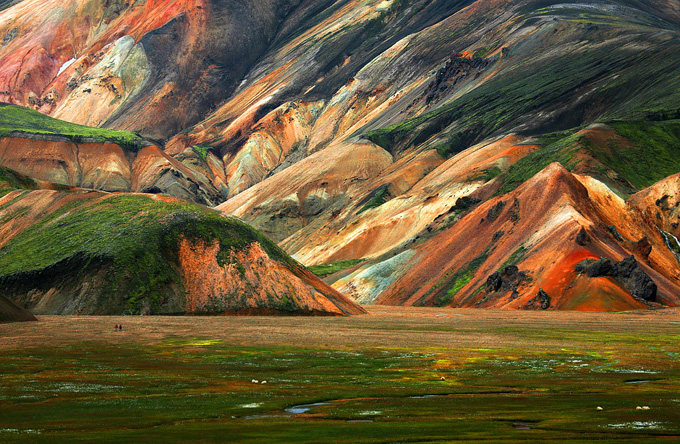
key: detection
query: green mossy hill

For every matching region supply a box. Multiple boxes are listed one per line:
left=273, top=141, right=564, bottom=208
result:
left=0, top=103, right=147, bottom=151
left=494, top=120, right=680, bottom=196
left=593, top=120, right=680, bottom=190
left=0, top=193, right=299, bottom=314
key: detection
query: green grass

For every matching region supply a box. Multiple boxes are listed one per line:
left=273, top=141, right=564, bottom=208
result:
left=0, top=165, right=37, bottom=194
left=191, top=144, right=218, bottom=162
left=308, top=258, right=365, bottom=277
left=0, top=104, right=147, bottom=151
left=1, top=318, right=679, bottom=443
left=430, top=252, right=490, bottom=307
left=590, top=120, right=680, bottom=190
left=0, top=194, right=298, bottom=314
left=502, top=245, right=528, bottom=269
left=493, top=133, right=584, bottom=195
left=469, top=166, right=502, bottom=182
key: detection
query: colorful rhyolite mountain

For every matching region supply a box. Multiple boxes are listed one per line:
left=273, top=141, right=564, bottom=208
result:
left=1, top=0, right=680, bottom=313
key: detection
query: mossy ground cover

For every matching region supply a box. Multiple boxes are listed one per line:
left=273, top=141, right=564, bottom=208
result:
left=490, top=119, right=680, bottom=197
left=308, top=258, right=365, bottom=277
left=0, top=166, right=37, bottom=196
left=365, top=21, right=680, bottom=158
left=0, top=104, right=146, bottom=151
left=590, top=120, right=680, bottom=190
left=1, top=309, right=679, bottom=442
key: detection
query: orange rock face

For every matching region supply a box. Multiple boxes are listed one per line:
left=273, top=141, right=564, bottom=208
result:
left=372, top=163, right=680, bottom=310
left=178, top=238, right=361, bottom=315
left=0, top=136, right=224, bottom=204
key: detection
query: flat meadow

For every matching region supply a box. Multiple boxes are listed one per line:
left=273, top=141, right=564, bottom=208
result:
left=1, top=306, right=679, bottom=443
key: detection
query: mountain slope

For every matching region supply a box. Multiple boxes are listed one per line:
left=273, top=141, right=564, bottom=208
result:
left=0, top=184, right=363, bottom=316
left=344, top=162, right=680, bottom=310
left=0, top=294, right=36, bottom=323
left=0, top=103, right=225, bottom=204
left=2, top=0, right=680, bottom=311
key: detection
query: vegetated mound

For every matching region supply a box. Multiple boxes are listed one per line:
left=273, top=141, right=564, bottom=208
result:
left=357, top=163, right=680, bottom=311
left=0, top=104, right=224, bottom=205
left=0, top=295, right=36, bottom=323
left=0, top=189, right=364, bottom=316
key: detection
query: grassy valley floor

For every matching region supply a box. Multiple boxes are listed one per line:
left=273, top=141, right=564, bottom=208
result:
left=1, top=306, right=679, bottom=442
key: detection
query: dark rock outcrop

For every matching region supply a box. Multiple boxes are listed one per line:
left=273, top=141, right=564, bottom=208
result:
left=575, top=255, right=657, bottom=302
left=486, top=265, right=530, bottom=299
left=485, top=200, right=506, bottom=223
left=613, top=256, right=657, bottom=302
left=576, top=226, right=590, bottom=245
left=526, top=288, right=551, bottom=310
left=451, top=196, right=482, bottom=212
left=633, top=237, right=652, bottom=259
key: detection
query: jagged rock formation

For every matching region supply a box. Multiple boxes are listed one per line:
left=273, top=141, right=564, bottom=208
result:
left=576, top=256, right=657, bottom=302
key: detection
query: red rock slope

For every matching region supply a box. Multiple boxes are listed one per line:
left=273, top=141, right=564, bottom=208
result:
left=366, top=163, right=680, bottom=311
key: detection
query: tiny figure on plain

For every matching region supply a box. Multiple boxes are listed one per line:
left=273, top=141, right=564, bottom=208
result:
left=114, top=324, right=118, bottom=331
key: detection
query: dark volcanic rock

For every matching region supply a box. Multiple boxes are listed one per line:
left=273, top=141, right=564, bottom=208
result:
left=585, top=258, right=614, bottom=277
left=526, top=288, right=551, bottom=310
left=451, top=196, right=481, bottom=212
left=485, top=200, right=506, bottom=223
left=633, top=237, right=652, bottom=259
left=509, top=198, right=520, bottom=222
left=614, top=256, right=657, bottom=302
left=576, top=226, right=590, bottom=245
left=575, top=255, right=657, bottom=302
left=486, top=265, right=529, bottom=294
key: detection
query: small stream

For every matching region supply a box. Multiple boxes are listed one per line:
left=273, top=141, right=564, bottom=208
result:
left=244, top=401, right=353, bottom=420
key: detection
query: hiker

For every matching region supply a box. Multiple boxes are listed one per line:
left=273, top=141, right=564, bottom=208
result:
left=119, top=324, right=122, bottom=332
left=114, top=324, right=118, bottom=331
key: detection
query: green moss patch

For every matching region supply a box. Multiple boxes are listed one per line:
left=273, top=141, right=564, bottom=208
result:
left=0, top=104, right=147, bottom=151
left=0, top=165, right=38, bottom=193
left=308, top=258, right=365, bottom=277
left=591, top=120, right=680, bottom=190
left=357, top=185, right=390, bottom=214
left=494, top=133, right=583, bottom=195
